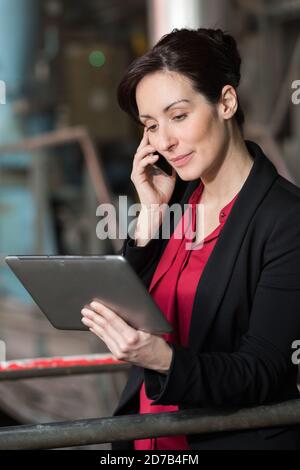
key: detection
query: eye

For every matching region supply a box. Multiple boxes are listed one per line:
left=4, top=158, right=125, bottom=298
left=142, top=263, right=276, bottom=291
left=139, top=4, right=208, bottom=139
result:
left=173, top=113, right=187, bottom=121
left=146, top=124, right=157, bottom=132
left=145, top=114, right=187, bottom=132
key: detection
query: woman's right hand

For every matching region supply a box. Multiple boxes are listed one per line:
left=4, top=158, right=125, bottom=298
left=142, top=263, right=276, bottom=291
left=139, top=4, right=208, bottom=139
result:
left=131, top=128, right=176, bottom=208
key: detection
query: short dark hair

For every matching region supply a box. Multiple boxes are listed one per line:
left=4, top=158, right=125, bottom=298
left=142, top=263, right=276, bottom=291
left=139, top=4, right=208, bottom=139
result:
left=117, top=27, right=245, bottom=131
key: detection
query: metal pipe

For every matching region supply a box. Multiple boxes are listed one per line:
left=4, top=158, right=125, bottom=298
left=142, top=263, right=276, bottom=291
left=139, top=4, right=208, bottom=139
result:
left=0, top=354, right=129, bottom=381
left=0, top=399, right=299, bottom=449
left=0, top=126, right=123, bottom=253
left=147, top=0, right=202, bottom=46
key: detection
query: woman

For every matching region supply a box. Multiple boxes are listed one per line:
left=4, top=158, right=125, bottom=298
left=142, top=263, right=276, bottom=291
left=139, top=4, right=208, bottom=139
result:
left=81, top=28, right=300, bottom=450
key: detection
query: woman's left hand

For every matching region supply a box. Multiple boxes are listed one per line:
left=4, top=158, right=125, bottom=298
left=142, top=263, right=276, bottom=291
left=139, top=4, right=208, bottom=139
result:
left=81, top=300, right=173, bottom=374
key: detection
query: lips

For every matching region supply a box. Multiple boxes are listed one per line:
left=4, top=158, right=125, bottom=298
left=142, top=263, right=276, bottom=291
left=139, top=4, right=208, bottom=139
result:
left=170, top=152, right=194, bottom=167
left=171, top=152, right=193, bottom=162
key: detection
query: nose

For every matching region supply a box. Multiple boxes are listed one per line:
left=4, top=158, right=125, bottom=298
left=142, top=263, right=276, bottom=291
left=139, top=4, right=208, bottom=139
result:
left=156, top=127, right=177, bottom=154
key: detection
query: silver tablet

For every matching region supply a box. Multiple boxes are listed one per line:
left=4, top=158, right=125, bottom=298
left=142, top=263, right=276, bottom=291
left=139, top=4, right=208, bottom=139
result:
left=5, top=255, right=172, bottom=334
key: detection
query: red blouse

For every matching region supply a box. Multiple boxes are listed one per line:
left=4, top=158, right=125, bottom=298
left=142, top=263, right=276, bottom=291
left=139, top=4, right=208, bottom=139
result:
left=134, top=181, right=239, bottom=450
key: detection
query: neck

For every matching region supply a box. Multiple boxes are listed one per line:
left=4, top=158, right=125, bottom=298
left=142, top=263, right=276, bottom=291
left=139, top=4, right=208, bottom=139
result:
left=201, top=132, right=254, bottom=208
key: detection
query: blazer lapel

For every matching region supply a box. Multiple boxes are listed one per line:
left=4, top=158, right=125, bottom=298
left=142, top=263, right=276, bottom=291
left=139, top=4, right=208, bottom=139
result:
left=188, top=141, right=279, bottom=352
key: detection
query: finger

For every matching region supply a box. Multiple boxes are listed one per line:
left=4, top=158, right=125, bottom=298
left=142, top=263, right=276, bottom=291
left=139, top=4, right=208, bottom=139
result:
left=136, top=127, right=149, bottom=151
left=87, top=322, right=121, bottom=358
left=132, top=144, right=157, bottom=171
left=136, top=154, right=159, bottom=175
left=89, top=304, right=140, bottom=347
left=81, top=313, right=120, bottom=346
left=88, top=325, right=117, bottom=358
left=83, top=304, right=139, bottom=347
left=89, top=301, right=137, bottom=336
left=83, top=314, right=135, bottom=361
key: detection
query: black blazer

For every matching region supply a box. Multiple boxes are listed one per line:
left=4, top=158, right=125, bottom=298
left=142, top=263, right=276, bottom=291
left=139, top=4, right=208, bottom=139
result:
left=112, top=141, right=300, bottom=450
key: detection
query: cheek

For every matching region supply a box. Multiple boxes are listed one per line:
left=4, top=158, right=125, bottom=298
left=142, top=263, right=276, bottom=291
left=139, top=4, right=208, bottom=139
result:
left=191, top=113, right=223, bottom=148
left=182, top=121, right=211, bottom=145
left=184, top=108, right=217, bottom=144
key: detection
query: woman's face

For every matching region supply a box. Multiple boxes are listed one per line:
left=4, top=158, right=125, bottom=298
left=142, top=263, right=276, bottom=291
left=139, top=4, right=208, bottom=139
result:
left=136, top=70, right=232, bottom=182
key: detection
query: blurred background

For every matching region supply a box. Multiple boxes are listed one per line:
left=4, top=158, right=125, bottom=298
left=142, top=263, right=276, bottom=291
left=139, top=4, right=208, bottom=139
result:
left=0, top=0, right=299, bottom=449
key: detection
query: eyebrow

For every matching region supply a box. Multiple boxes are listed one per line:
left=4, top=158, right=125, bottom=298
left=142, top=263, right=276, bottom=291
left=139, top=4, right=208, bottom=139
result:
left=139, top=99, right=190, bottom=120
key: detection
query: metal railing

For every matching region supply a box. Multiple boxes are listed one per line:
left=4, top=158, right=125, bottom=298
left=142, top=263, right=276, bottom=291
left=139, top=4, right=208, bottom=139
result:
left=0, top=353, right=299, bottom=449
left=0, top=398, right=299, bottom=449
left=0, top=353, right=129, bottom=380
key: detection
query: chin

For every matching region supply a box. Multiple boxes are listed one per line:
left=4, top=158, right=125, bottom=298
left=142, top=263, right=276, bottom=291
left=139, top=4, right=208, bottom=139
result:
left=176, top=168, right=201, bottom=182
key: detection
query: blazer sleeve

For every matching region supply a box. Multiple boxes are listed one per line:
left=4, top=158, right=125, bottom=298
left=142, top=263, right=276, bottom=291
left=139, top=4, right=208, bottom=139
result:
left=144, top=201, right=300, bottom=407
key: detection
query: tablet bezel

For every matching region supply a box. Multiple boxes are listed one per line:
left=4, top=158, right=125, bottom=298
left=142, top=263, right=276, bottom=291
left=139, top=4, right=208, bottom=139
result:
left=5, top=255, right=173, bottom=335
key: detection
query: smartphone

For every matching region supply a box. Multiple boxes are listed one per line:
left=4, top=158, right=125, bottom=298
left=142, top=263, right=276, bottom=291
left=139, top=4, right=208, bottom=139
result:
left=153, top=152, right=173, bottom=176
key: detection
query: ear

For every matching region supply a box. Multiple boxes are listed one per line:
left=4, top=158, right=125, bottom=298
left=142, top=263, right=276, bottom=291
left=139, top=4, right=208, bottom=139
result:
left=218, top=85, right=238, bottom=121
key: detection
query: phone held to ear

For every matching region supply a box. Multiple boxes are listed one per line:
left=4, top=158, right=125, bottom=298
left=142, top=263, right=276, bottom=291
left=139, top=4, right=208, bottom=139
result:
left=153, top=152, right=173, bottom=176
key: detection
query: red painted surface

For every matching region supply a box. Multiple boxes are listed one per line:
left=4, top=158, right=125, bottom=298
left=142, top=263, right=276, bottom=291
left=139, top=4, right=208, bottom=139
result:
left=0, top=354, right=123, bottom=371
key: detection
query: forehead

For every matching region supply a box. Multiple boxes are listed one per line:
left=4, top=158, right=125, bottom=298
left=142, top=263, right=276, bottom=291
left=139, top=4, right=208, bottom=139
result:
left=136, top=71, right=196, bottom=114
